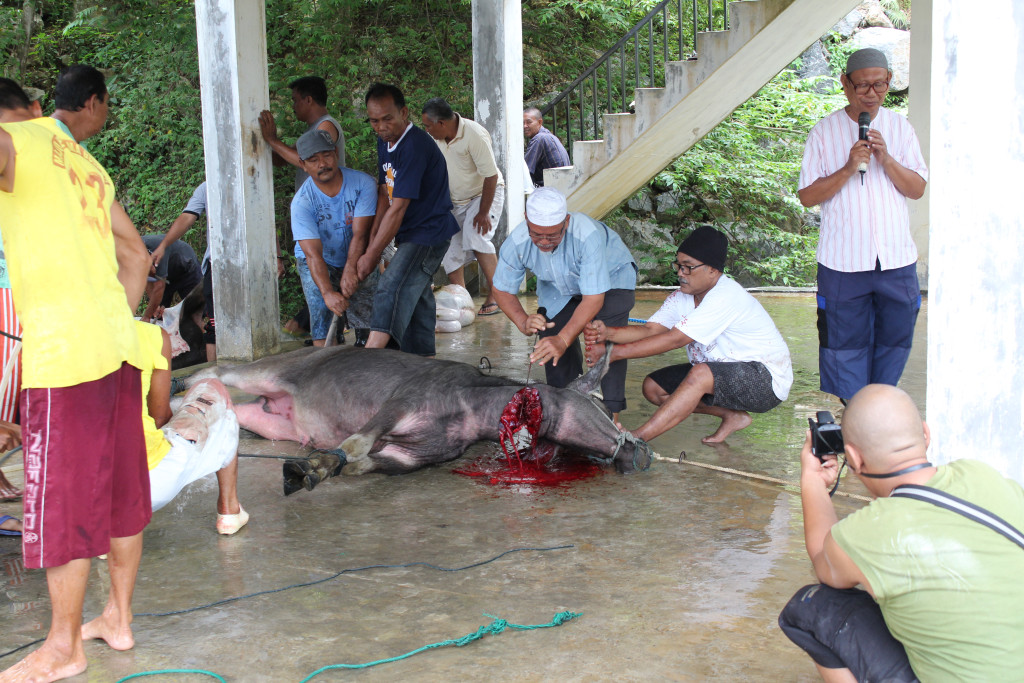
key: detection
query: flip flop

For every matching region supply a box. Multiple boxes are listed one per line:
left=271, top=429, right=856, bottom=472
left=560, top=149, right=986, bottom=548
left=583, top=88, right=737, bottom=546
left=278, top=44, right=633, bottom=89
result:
left=477, top=302, right=500, bottom=316
left=217, top=506, right=249, bottom=535
left=0, top=514, right=22, bottom=537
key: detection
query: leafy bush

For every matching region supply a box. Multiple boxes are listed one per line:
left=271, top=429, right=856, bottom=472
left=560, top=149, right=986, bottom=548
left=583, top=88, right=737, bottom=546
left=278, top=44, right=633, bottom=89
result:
left=646, top=70, right=846, bottom=286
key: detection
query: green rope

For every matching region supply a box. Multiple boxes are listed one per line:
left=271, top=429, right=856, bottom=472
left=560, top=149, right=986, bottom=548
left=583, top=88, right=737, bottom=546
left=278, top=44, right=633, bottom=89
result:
left=117, top=669, right=226, bottom=682
left=300, top=611, right=582, bottom=682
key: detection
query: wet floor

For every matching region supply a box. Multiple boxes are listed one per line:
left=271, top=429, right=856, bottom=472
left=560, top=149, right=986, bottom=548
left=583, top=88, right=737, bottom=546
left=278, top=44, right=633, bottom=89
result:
left=0, top=291, right=927, bottom=682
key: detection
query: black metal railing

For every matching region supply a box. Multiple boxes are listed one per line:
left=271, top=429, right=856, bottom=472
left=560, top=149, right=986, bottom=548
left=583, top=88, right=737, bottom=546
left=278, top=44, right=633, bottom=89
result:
left=539, top=0, right=731, bottom=162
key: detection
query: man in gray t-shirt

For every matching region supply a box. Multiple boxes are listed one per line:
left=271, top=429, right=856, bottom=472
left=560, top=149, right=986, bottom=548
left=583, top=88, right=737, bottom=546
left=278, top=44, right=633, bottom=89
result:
left=258, top=75, right=346, bottom=190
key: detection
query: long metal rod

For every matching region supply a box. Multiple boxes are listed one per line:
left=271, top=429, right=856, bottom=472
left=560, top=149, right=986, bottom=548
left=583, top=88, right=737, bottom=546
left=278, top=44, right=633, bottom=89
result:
left=620, top=45, right=626, bottom=111
left=648, top=20, right=655, bottom=87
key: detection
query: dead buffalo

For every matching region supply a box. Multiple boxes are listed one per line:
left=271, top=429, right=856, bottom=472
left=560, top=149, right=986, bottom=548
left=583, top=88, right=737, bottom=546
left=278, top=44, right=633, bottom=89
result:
left=185, top=344, right=652, bottom=482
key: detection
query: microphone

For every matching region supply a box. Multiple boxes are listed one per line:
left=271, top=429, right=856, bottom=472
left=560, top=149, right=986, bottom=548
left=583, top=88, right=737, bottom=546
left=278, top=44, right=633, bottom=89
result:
left=858, top=112, right=871, bottom=184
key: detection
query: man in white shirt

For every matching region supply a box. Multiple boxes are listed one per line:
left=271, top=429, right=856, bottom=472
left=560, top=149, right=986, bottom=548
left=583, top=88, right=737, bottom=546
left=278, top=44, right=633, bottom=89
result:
left=798, top=48, right=927, bottom=403
left=421, top=98, right=505, bottom=316
left=584, top=226, right=792, bottom=443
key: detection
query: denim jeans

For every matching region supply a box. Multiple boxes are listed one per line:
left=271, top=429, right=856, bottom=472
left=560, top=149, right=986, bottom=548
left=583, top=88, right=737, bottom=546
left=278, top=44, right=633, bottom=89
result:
left=370, top=240, right=450, bottom=356
left=297, top=257, right=343, bottom=341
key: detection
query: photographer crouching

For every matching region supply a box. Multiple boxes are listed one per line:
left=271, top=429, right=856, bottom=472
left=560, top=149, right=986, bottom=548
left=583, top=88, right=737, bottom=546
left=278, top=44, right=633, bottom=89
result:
left=780, top=384, right=1024, bottom=682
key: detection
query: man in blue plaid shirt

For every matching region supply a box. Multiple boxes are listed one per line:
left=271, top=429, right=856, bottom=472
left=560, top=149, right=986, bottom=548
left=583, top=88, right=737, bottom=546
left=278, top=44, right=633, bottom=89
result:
left=524, top=107, right=570, bottom=187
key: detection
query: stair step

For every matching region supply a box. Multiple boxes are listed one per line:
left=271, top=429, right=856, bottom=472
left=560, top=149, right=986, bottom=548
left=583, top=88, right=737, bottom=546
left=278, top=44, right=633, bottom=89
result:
left=569, top=139, right=606, bottom=179
left=633, top=87, right=669, bottom=130
left=602, top=112, right=637, bottom=157
left=543, top=167, right=575, bottom=195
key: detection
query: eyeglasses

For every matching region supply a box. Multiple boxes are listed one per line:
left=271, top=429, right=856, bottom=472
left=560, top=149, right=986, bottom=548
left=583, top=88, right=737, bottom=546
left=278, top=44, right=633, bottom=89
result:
left=528, top=221, right=567, bottom=244
left=672, top=262, right=708, bottom=275
left=851, top=80, right=890, bottom=95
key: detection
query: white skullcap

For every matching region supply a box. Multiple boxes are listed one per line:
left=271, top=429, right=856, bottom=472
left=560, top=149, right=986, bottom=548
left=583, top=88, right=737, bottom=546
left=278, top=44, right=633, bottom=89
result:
left=525, top=187, right=568, bottom=226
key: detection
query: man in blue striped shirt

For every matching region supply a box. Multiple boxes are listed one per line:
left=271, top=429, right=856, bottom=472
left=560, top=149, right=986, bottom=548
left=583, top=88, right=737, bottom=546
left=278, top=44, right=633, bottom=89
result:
left=492, top=188, right=636, bottom=418
left=523, top=108, right=570, bottom=187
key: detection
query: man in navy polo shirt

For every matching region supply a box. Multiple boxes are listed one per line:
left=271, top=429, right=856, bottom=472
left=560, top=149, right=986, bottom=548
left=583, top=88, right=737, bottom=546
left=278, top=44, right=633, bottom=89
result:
left=356, top=83, right=459, bottom=357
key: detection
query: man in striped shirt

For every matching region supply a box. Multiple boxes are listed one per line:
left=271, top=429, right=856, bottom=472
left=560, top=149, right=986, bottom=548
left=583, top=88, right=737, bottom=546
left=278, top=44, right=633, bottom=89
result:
left=799, top=48, right=927, bottom=403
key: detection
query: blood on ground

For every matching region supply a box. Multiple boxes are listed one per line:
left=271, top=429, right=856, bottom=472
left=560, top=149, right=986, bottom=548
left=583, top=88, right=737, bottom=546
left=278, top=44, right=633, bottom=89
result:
left=453, top=387, right=603, bottom=487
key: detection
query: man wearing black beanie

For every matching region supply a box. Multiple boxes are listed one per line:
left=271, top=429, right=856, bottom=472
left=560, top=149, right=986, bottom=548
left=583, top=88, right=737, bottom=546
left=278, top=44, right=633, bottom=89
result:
left=584, top=225, right=792, bottom=443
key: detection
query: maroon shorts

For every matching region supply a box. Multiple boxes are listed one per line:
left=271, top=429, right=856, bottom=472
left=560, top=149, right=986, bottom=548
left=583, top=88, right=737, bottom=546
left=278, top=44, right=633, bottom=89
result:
left=20, top=363, right=151, bottom=568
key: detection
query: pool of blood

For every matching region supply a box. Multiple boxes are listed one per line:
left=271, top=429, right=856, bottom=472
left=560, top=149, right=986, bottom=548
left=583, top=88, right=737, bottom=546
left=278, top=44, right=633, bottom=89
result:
left=453, top=387, right=603, bottom=487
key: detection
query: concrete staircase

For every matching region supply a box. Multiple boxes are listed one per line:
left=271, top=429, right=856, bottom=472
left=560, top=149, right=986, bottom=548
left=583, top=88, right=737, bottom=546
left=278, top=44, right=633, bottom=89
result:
left=545, top=0, right=859, bottom=219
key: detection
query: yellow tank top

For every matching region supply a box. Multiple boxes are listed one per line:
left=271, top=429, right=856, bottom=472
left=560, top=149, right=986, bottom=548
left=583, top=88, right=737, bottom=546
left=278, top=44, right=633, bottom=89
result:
left=135, top=320, right=172, bottom=470
left=0, top=118, right=143, bottom=387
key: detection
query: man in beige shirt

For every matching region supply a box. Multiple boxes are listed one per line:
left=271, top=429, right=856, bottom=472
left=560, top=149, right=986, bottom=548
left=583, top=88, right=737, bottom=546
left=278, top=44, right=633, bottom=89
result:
left=421, top=97, right=505, bottom=316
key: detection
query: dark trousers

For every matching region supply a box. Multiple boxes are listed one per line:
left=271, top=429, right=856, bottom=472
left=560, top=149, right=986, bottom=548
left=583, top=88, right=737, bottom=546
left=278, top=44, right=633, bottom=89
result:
left=816, top=261, right=920, bottom=401
left=540, top=288, right=634, bottom=413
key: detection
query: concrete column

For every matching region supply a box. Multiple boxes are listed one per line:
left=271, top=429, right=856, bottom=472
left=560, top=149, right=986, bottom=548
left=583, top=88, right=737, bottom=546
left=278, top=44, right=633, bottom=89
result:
left=472, top=0, right=525, bottom=244
left=907, top=4, right=931, bottom=289
left=194, top=0, right=279, bottom=360
left=925, top=0, right=1024, bottom=482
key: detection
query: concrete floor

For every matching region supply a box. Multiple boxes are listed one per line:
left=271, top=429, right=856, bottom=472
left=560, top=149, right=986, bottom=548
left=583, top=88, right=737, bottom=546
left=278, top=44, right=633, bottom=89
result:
left=0, top=291, right=927, bottom=682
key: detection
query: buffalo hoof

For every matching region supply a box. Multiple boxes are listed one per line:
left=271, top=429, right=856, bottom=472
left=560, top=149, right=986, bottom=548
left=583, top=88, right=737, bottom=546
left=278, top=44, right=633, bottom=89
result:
left=282, top=450, right=346, bottom=496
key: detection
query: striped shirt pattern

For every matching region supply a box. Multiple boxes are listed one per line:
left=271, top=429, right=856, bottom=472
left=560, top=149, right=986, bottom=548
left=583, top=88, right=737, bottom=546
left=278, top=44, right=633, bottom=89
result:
left=799, top=107, right=928, bottom=272
left=0, top=288, right=21, bottom=422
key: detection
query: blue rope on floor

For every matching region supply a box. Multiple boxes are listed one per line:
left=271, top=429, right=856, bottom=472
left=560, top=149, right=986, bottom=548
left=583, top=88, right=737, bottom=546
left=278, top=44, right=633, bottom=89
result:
left=299, top=610, right=583, bottom=681
left=117, top=669, right=226, bottom=682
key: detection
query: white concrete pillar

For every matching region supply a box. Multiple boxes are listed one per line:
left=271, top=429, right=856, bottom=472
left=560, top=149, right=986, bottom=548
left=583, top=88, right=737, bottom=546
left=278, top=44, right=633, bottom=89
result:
left=906, top=3, right=931, bottom=289
left=194, top=0, right=279, bottom=360
left=926, top=0, right=1024, bottom=482
left=472, top=0, right=525, bottom=242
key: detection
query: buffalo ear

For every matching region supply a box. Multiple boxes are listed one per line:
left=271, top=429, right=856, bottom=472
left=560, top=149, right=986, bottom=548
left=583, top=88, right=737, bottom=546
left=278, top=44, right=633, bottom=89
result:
left=567, top=341, right=613, bottom=397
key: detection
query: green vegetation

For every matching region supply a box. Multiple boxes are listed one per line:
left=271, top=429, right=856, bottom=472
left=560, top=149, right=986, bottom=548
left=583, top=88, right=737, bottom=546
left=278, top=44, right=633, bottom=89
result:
left=1, top=0, right=897, bottom=299
left=628, top=70, right=848, bottom=287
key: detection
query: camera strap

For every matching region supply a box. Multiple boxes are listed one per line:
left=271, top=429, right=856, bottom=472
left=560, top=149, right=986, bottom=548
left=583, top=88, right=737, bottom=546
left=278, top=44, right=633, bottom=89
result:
left=890, top=484, right=1024, bottom=551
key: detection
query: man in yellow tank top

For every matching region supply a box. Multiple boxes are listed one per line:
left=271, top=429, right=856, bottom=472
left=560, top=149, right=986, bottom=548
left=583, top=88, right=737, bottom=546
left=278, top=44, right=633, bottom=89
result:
left=0, top=66, right=152, bottom=683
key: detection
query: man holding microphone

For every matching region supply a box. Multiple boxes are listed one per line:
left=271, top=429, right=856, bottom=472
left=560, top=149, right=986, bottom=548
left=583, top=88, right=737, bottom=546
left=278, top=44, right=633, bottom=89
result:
left=798, top=48, right=928, bottom=405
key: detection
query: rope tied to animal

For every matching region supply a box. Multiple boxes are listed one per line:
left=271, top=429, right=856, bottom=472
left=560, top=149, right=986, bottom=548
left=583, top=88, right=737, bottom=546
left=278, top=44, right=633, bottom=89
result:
left=299, top=611, right=582, bottom=681
left=588, top=430, right=654, bottom=472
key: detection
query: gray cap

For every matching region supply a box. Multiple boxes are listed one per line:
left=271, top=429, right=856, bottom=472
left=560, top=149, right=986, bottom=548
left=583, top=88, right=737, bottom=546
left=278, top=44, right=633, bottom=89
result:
left=296, top=128, right=336, bottom=161
left=846, top=48, right=889, bottom=75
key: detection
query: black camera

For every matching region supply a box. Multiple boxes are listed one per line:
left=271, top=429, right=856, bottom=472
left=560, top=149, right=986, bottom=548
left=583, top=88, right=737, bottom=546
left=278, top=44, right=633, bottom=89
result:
left=809, top=411, right=844, bottom=459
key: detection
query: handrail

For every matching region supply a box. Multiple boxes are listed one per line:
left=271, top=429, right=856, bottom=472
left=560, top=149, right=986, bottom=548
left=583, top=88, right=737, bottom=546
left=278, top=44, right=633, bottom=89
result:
left=538, top=0, right=731, bottom=162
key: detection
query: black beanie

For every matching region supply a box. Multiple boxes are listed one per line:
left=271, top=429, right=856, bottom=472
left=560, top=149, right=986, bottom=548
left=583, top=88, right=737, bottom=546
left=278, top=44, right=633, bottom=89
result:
left=677, top=225, right=727, bottom=272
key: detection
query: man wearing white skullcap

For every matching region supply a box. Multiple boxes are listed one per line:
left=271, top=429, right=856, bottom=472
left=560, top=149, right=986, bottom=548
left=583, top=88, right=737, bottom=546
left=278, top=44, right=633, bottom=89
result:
left=491, top=187, right=637, bottom=418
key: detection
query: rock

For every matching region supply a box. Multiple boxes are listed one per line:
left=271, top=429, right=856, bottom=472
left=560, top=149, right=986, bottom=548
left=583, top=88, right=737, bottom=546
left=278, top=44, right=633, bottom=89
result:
left=850, top=27, right=911, bottom=92
left=831, top=7, right=865, bottom=38
left=796, top=40, right=837, bottom=93
left=655, top=192, right=681, bottom=213
left=860, top=0, right=894, bottom=29
left=628, top=192, right=653, bottom=213
left=616, top=217, right=675, bottom=252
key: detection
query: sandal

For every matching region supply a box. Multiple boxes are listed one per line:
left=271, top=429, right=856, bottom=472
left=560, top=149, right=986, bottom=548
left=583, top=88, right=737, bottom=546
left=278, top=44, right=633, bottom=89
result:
left=477, top=302, right=500, bottom=316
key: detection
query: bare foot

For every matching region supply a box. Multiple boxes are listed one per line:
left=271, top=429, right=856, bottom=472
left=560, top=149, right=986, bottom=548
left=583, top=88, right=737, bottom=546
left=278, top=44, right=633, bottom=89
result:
left=0, top=642, right=87, bottom=682
left=701, top=411, right=752, bottom=444
left=81, top=612, right=134, bottom=651
left=0, top=470, right=21, bottom=500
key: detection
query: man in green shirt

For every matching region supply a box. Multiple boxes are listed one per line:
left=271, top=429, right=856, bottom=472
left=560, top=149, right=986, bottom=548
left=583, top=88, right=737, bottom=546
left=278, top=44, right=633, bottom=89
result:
left=780, top=384, right=1024, bottom=682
